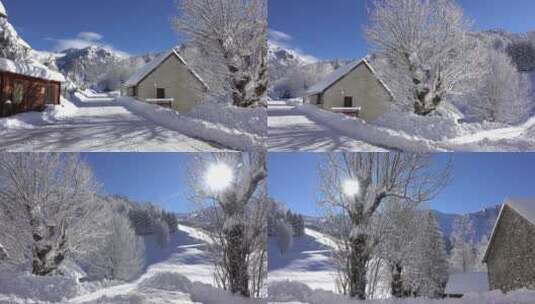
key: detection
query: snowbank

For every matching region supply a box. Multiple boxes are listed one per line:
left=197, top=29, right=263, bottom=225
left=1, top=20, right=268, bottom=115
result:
left=118, top=97, right=265, bottom=151
left=297, top=104, right=444, bottom=152
left=0, top=97, right=78, bottom=132
left=268, top=281, right=535, bottom=304
left=0, top=272, right=78, bottom=303
left=373, top=110, right=469, bottom=141
left=185, top=102, right=266, bottom=137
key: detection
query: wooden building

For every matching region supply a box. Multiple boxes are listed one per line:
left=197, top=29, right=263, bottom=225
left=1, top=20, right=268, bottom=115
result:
left=0, top=58, right=65, bottom=117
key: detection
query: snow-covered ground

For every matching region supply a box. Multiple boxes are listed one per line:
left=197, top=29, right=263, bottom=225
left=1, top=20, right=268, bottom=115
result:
left=268, top=100, right=535, bottom=152
left=268, top=228, right=338, bottom=292
left=0, top=92, right=222, bottom=152
left=68, top=224, right=215, bottom=304
left=268, top=100, right=387, bottom=151
left=0, top=224, right=249, bottom=304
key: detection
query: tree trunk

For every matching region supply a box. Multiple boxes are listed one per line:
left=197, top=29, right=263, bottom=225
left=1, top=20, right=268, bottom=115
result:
left=30, top=212, right=67, bottom=276
left=391, top=263, right=404, bottom=298
left=349, top=233, right=369, bottom=299
left=225, top=223, right=250, bottom=297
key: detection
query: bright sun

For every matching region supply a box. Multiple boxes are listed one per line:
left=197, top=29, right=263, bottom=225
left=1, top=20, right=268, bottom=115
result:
left=205, top=163, right=234, bottom=192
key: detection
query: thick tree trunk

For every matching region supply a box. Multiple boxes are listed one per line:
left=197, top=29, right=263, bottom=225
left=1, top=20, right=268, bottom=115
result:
left=349, top=233, right=369, bottom=299
left=225, top=223, right=250, bottom=297
left=391, top=263, right=404, bottom=298
left=30, top=215, right=67, bottom=276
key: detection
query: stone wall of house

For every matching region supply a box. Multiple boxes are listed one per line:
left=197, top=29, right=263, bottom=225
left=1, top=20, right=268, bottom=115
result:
left=486, top=205, right=535, bottom=292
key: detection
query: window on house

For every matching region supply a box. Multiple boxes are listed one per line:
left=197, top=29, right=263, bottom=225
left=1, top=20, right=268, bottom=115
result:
left=157, top=88, right=166, bottom=99
left=344, top=96, right=353, bottom=108
left=13, top=82, right=24, bottom=105
left=45, top=84, right=55, bottom=104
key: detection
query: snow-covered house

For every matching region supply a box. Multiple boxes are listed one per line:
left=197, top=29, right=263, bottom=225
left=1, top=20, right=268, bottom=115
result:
left=0, top=58, right=66, bottom=117
left=124, top=49, right=208, bottom=113
left=444, top=272, right=490, bottom=298
left=483, top=199, right=535, bottom=292
left=303, top=58, right=393, bottom=121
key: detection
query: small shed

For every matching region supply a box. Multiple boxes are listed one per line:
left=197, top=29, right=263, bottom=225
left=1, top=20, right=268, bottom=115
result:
left=304, top=58, right=393, bottom=121
left=124, top=48, right=207, bottom=113
left=0, top=58, right=65, bottom=117
left=483, top=199, right=535, bottom=292
left=444, top=272, right=490, bottom=298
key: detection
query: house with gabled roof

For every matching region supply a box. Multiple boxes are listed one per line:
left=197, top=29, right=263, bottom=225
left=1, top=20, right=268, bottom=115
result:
left=304, top=58, right=393, bottom=121
left=124, top=48, right=208, bottom=113
left=483, top=199, right=535, bottom=292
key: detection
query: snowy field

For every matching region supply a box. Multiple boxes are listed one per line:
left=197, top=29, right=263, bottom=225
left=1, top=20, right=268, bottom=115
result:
left=0, top=92, right=221, bottom=152
left=267, top=100, right=535, bottom=152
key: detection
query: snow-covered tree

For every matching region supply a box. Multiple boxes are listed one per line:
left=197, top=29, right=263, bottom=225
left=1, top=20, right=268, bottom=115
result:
left=105, top=214, right=146, bottom=281
left=506, top=40, right=535, bottom=72
left=406, top=211, right=449, bottom=298
left=378, top=200, right=420, bottom=298
left=0, top=153, right=99, bottom=275
left=155, top=220, right=170, bottom=249
left=449, top=215, right=478, bottom=273
left=175, top=0, right=268, bottom=107
left=0, top=15, right=31, bottom=61
left=318, top=153, right=450, bottom=299
left=365, top=0, right=486, bottom=115
left=473, top=49, right=532, bottom=124
left=189, top=153, right=268, bottom=297
left=275, top=220, right=293, bottom=255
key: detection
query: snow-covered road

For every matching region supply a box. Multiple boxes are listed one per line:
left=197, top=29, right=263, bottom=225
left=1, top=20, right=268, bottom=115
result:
left=268, top=101, right=387, bottom=152
left=0, top=94, right=221, bottom=152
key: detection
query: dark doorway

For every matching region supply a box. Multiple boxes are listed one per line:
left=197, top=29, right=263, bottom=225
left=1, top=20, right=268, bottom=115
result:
left=344, top=96, right=353, bottom=107
left=157, top=88, right=166, bottom=99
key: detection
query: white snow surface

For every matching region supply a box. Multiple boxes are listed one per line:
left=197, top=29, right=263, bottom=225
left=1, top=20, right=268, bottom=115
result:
left=124, top=49, right=206, bottom=88
left=119, top=96, right=264, bottom=151
left=445, top=272, right=490, bottom=295
left=0, top=91, right=220, bottom=152
left=269, top=100, right=535, bottom=152
left=268, top=100, right=387, bottom=151
left=268, top=228, right=338, bottom=293
left=0, top=58, right=65, bottom=82
left=268, top=282, right=535, bottom=304
left=507, top=199, right=535, bottom=225
left=0, top=0, right=6, bottom=17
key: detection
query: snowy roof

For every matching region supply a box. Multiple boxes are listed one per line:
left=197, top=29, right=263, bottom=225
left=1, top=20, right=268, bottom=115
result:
left=0, top=1, right=6, bottom=17
left=0, top=58, right=66, bottom=82
left=507, top=199, right=535, bottom=225
left=445, top=272, right=489, bottom=295
left=305, top=58, right=393, bottom=97
left=483, top=199, right=535, bottom=262
left=124, top=49, right=207, bottom=89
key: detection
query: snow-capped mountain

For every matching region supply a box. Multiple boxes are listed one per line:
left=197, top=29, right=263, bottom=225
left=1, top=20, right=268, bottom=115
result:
left=434, top=205, right=500, bottom=250
left=268, top=42, right=312, bottom=82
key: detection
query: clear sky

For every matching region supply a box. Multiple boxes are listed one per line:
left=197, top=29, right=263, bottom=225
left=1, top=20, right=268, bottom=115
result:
left=3, top=0, right=179, bottom=55
left=269, top=0, right=535, bottom=60
left=83, top=153, right=196, bottom=214
left=268, top=153, right=535, bottom=216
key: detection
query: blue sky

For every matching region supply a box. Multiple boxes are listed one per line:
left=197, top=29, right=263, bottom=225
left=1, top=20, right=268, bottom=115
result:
left=83, top=153, right=196, bottom=214
left=269, top=0, right=535, bottom=60
left=268, top=153, right=535, bottom=216
left=3, top=0, right=179, bottom=55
